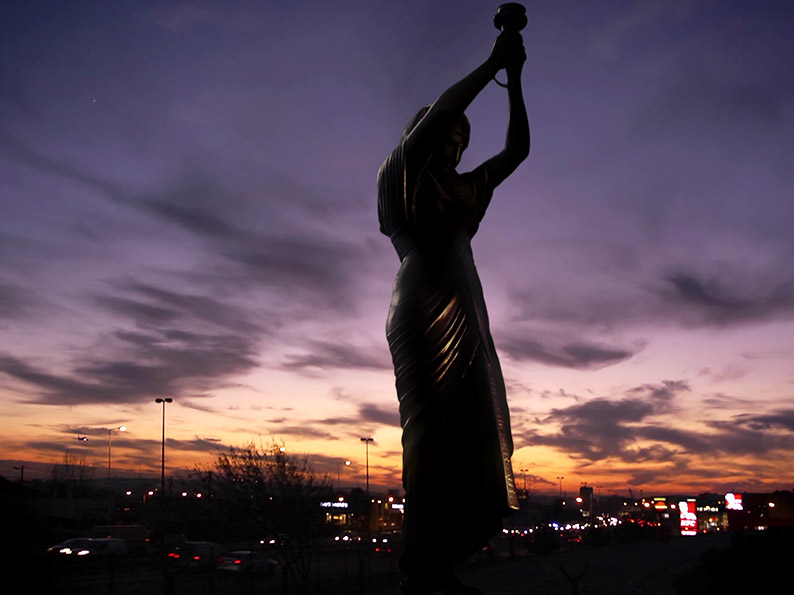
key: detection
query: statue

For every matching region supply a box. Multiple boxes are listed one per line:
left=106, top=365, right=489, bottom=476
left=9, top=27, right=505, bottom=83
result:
left=377, top=4, right=530, bottom=594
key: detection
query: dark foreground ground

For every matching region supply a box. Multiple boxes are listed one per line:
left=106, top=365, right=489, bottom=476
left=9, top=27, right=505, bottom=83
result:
left=18, top=530, right=790, bottom=595
left=372, top=530, right=789, bottom=595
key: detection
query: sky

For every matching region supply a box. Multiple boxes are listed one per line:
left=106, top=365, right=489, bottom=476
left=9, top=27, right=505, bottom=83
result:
left=1, top=0, right=793, bottom=497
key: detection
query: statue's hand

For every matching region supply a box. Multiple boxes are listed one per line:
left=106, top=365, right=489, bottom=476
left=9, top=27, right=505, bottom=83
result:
left=506, top=44, right=526, bottom=82
left=489, top=32, right=524, bottom=71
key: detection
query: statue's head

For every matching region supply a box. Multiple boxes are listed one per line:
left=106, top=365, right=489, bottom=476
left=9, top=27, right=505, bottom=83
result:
left=403, top=106, right=470, bottom=171
left=439, top=115, right=470, bottom=170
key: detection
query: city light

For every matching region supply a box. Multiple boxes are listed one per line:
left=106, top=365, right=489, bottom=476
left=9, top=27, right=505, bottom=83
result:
left=678, top=500, right=697, bottom=536
left=725, top=493, right=744, bottom=511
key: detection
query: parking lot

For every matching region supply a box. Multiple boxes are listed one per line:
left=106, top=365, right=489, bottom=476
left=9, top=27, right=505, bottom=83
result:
left=28, top=542, right=402, bottom=595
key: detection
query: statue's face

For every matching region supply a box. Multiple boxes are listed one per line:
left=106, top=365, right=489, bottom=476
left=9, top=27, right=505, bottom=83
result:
left=439, top=120, right=468, bottom=170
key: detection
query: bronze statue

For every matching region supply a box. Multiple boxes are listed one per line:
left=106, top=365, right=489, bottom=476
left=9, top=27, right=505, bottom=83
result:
left=377, top=4, right=530, bottom=594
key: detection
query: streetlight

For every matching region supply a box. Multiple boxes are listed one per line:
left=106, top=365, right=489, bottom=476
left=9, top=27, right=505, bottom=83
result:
left=107, top=425, right=126, bottom=523
left=520, top=468, right=529, bottom=493
left=360, top=438, right=373, bottom=534
left=108, top=426, right=127, bottom=481
left=360, top=438, right=373, bottom=496
left=557, top=476, right=565, bottom=498
left=337, top=459, right=351, bottom=490
left=155, top=398, right=173, bottom=497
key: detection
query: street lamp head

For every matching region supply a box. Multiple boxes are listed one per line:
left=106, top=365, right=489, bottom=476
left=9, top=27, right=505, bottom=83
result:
left=155, top=397, right=173, bottom=404
left=360, top=437, right=373, bottom=442
left=118, top=426, right=127, bottom=432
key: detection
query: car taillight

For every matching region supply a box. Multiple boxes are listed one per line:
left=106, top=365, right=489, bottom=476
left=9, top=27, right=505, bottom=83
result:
left=234, top=559, right=242, bottom=564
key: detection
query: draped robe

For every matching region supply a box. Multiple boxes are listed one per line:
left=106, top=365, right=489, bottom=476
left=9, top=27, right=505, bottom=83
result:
left=378, top=139, right=518, bottom=568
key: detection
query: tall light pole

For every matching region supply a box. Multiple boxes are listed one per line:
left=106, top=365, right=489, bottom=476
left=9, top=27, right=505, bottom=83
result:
left=557, top=476, right=565, bottom=499
left=107, top=426, right=127, bottom=481
left=337, top=459, right=351, bottom=490
left=155, top=398, right=173, bottom=497
left=360, top=438, right=373, bottom=497
left=360, top=438, right=373, bottom=534
left=107, top=425, right=126, bottom=523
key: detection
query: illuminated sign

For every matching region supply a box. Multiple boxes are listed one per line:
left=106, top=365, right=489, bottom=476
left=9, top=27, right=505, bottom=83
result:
left=320, top=501, right=349, bottom=509
left=725, top=492, right=743, bottom=511
left=678, top=500, right=697, bottom=536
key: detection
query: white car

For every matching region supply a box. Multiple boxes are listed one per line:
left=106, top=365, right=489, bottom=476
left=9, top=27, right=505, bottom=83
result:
left=48, top=537, right=129, bottom=558
left=217, top=550, right=277, bottom=574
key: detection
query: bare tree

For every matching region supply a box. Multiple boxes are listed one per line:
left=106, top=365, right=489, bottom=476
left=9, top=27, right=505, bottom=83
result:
left=51, top=452, right=95, bottom=496
left=205, top=440, right=333, bottom=590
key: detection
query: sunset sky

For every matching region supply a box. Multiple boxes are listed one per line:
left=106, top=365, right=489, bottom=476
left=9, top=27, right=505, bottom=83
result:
left=2, top=0, right=793, bottom=497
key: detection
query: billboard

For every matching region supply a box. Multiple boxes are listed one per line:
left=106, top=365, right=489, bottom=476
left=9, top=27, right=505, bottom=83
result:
left=725, top=492, right=743, bottom=511
left=678, top=500, right=697, bottom=536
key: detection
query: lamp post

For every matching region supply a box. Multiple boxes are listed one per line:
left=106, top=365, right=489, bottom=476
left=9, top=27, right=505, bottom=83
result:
left=520, top=468, right=529, bottom=493
left=155, top=398, right=173, bottom=497
left=337, top=459, right=351, bottom=491
left=360, top=438, right=373, bottom=497
left=557, top=476, right=565, bottom=499
left=360, top=438, right=373, bottom=533
left=107, top=425, right=126, bottom=523
left=107, top=426, right=127, bottom=481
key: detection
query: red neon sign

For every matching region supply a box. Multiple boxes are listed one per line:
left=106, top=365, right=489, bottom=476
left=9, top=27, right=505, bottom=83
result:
left=678, top=500, right=697, bottom=536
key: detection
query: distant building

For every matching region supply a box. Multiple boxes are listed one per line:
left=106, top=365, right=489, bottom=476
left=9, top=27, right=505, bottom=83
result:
left=725, top=491, right=794, bottom=531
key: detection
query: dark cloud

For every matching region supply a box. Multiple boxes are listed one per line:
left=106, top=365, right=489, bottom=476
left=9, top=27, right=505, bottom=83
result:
left=0, top=283, right=264, bottom=405
left=1, top=129, right=374, bottom=317
left=0, top=356, right=112, bottom=405
left=0, top=129, right=128, bottom=200
left=267, top=425, right=341, bottom=441
left=358, top=403, right=400, bottom=428
left=281, top=340, right=392, bottom=373
left=101, top=280, right=266, bottom=335
left=499, top=334, right=638, bottom=370
left=527, top=395, right=671, bottom=462
left=94, top=295, right=180, bottom=327
left=267, top=402, right=399, bottom=443
left=0, top=328, right=259, bottom=406
left=731, top=410, right=794, bottom=433
left=517, top=381, right=691, bottom=462
left=0, top=282, right=34, bottom=319
left=520, top=379, right=794, bottom=470
left=135, top=173, right=377, bottom=315
left=626, top=380, right=690, bottom=402
left=508, top=268, right=794, bottom=334
left=663, top=272, right=794, bottom=326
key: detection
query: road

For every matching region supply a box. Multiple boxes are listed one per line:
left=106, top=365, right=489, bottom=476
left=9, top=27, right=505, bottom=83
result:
left=371, top=533, right=730, bottom=595
left=26, top=534, right=728, bottom=595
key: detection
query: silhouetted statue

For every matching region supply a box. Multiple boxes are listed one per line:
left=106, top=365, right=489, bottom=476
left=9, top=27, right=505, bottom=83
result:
left=377, top=4, right=530, bottom=594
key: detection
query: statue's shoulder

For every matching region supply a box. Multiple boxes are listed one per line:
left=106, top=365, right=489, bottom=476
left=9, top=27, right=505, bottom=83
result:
left=377, top=143, right=404, bottom=187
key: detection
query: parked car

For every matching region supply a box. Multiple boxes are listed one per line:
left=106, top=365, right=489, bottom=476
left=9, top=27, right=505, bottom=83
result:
left=259, top=533, right=288, bottom=549
left=47, top=537, right=129, bottom=558
left=87, top=525, right=150, bottom=551
left=333, top=530, right=362, bottom=544
left=166, top=541, right=219, bottom=568
left=371, top=532, right=401, bottom=554
left=217, top=550, right=277, bottom=574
